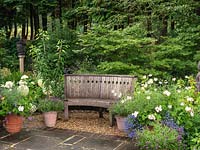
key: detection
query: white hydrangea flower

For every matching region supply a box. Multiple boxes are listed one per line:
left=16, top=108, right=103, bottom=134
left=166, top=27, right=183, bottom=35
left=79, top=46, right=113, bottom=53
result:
left=146, top=96, right=151, bottom=100
left=4, top=81, right=14, bottom=89
left=18, top=106, right=24, bottom=112
left=186, top=96, right=194, bottom=102
left=18, top=85, right=29, bottom=96
left=180, top=102, right=185, bottom=106
left=155, top=105, right=162, bottom=113
left=19, top=80, right=27, bottom=86
left=148, top=114, right=156, bottom=120
left=163, top=90, right=171, bottom=96
left=132, top=111, right=139, bottom=118
left=21, top=75, right=29, bottom=80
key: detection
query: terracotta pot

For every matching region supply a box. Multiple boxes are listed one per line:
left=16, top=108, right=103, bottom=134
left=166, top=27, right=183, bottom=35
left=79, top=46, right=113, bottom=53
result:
left=43, top=111, right=57, bottom=127
left=4, top=114, right=23, bottom=134
left=115, top=116, right=127, bottom=131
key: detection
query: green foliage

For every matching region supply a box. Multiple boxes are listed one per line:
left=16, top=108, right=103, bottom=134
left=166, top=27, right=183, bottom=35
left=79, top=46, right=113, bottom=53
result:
left=29, top=27, right=77, bottom=98
left=110, top=99, right=134, bottom=117
left=0, top=30, right=19, bottom=71
left=136, top=123, right=185, bottom=150
left=97, top=61, right=135, bottom=74
left=37, top=99, right=64, bottom=112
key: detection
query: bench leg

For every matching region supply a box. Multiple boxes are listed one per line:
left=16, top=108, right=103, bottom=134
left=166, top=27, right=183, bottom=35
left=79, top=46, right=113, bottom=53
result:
left=64, top=101, right=69, bottom=121
left=99, top=108, right=104, bottom=118
left=109, top=111, right=114, bottom=127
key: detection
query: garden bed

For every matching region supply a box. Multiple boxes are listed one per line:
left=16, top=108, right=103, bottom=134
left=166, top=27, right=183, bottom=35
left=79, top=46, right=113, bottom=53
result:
left=23, top=110, right=127, bottom=137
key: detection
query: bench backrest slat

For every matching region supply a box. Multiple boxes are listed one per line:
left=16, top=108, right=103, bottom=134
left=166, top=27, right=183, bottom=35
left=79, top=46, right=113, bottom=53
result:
left=64, top=74, right=136, bottom=100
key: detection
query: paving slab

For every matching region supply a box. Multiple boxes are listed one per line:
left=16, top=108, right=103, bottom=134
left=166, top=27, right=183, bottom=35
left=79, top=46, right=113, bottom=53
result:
left=0, top=141, right=11, bottom=150
left=0, top=127, right=136, bottom=150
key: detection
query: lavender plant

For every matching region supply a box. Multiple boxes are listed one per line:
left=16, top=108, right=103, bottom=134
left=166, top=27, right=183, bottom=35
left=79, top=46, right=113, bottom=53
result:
left=125, top=114, right=143, bottom=138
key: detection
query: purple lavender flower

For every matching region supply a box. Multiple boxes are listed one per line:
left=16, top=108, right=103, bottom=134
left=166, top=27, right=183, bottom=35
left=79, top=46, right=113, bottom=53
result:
left=125, top=114, right=143, bottom=138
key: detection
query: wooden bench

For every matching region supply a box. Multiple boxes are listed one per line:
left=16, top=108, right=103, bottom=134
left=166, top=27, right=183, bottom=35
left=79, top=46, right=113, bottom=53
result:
left=64, top=74, right=136, bottom=126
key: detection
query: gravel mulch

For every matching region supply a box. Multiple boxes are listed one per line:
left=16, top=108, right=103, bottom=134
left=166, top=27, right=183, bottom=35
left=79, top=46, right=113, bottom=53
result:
left=23, top=110, right=127, bottom=137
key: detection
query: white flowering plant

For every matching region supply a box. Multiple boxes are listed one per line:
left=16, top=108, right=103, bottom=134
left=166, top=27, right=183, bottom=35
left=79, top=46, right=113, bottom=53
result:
left=123, top=74, right=200, bottom=148
left=110, top=94, right=135, bottom=117
left=0, top=75, right=39, bottom=117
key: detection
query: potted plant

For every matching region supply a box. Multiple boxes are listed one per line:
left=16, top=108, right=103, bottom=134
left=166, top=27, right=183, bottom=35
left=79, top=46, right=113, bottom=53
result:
left=0, top=75, right=37, bottom=134
left=110, top=95, right=134, bottom=131
left=38, top=99, right=64, bottom=127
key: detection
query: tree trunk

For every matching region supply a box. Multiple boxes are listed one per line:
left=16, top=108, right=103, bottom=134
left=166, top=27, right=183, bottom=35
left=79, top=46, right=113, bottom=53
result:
left=160, top=15, right=168, bottom=37
left=30, top=3, right=34, bottom=40
left=42, top=12, right=48, bottom=31
left=14, top=22, right=17, bottom=38
left=51, top=11, right=55, bottom=31
left=58, top=0, right=62, bottom=25
left=33, top=6, right=40, bottom=37
left=83, top=14, right=88, bottom=32
left=25, top=18, right=28, bottom=39
left=22, top=22, right=26, bottom=39
left=146, top=8, right=152, bottom=37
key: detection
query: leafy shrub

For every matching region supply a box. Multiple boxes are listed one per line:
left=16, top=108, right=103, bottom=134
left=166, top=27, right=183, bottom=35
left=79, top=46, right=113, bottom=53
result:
left=38, top=99, right=64, bottom=112
left=136, top=123, right=185, bottom=150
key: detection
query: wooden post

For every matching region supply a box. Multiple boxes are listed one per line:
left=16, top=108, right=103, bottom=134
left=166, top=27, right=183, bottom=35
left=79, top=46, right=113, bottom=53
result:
left=19, top=55, right=25, bottom=73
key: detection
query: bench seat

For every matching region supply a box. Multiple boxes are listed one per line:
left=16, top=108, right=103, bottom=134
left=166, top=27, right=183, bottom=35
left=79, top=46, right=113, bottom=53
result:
left=64, top=74, right=136, bottom=126
left=67, top=98, right=116, bottom=108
